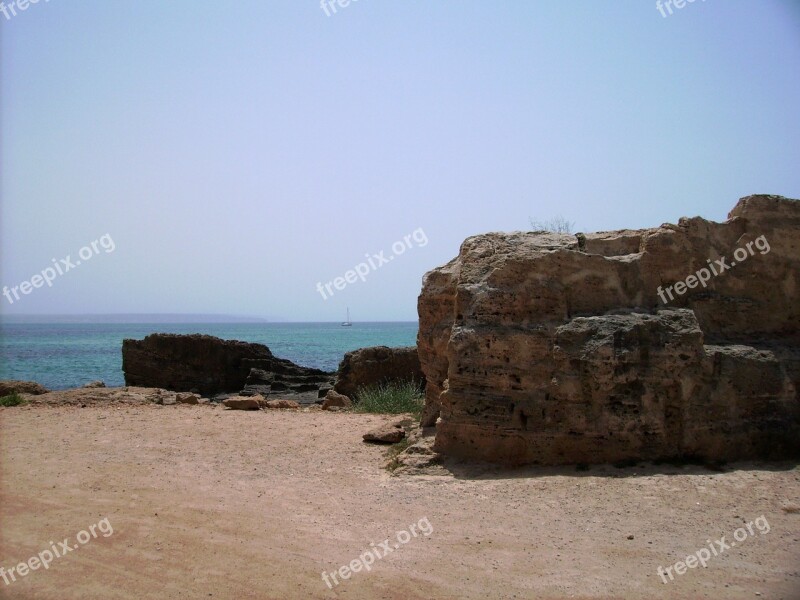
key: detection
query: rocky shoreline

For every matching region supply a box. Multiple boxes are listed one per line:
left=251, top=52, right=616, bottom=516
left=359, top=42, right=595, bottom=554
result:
left=3, top=195, right=799, bottom=473
left=1, top=338, right=423, bottom=411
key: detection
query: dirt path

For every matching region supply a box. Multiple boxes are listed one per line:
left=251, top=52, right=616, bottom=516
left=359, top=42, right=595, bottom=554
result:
left=1, top=403, right=799, bottom=599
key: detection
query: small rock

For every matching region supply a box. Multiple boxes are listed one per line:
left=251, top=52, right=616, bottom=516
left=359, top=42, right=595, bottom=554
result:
left=780, top=501, right=800, bottom=514
left=222, top=396, right=261, bottom=410
left=161, top=396, right=177, bottom=406
left=176, top=392, right=200, bottom=405
left=627, top=535, right=634, bottom=540
left=322, top=390, right=351, bottom=411
left=264, top=399, right=301, bottom=409
left=363, top=423, right=406, bottom=444
left=82, top=380, right=106, bottom=388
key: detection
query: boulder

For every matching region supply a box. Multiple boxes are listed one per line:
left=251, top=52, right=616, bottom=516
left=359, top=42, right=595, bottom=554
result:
left=363, top=423, right=406, bottom=444
left=223, top=396, right=262, bottom=410
left=334, top=346, right=423, bottom=399
left=123, top=334, right=273, bottom=395
left=322, top=390, right=352, bottom=410
left=122, top=333, right=333, bottom=397
left=418, top=194, right=800, bottom=465
left=0, top=380, right=49, bottom=396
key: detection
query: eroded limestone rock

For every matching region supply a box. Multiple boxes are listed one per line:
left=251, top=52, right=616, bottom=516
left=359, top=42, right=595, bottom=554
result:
left=418, top=194, right=800, bottom=465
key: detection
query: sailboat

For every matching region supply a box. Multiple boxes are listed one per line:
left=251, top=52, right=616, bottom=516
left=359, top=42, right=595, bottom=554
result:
left=341, top=307, right=353, bottom=327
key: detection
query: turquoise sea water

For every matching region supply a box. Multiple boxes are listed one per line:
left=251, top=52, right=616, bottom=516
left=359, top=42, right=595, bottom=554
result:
left=0, top=322, right=418, bottom=390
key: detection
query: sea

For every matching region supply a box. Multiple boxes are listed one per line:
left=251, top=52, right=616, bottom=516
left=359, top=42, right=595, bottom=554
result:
left=0, top=321, right=418, bottom=391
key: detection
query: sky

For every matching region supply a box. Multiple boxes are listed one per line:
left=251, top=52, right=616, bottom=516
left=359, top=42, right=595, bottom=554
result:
left=1, top=0, right=799, bottom=322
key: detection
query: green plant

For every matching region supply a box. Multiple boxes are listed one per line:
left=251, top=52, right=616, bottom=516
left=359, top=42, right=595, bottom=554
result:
left=529, top=216, right=575, bottom=234
left=0, top=393, right=27, bottom=407
left=352, top=380, right=424, bottom=416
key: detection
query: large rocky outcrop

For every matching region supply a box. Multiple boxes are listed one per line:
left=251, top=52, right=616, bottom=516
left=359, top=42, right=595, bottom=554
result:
left=417, top=194, right=800, bottom=465
left=122, top=334, right=332, bottom=397
left=333, top=346, right=424, bottom=399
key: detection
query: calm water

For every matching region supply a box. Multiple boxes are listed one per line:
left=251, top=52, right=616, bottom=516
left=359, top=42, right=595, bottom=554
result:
left=0, top=322, right=418, bottom=390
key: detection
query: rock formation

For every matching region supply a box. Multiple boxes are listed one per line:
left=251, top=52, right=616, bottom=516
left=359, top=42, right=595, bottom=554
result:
left=17, top=386, right=211, bottom=407
left=416, top=194, right=800, bottom=465
left=334, top=346, right=424, bottom=399
left=122, top=334, right=333, bottom=398
left=0, top=380, right=50, bottom=396
left=240, top=358, right=332, bottom=398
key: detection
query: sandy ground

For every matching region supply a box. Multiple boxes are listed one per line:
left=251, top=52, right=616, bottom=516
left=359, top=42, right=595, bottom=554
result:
left=1, top=400, right=799, bottom=600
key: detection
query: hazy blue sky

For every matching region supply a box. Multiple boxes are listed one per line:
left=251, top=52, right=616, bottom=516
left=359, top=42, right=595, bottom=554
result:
left=2, top=0, right=799, bottom=321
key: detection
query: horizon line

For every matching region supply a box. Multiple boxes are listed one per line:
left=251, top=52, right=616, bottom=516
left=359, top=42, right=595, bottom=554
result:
left=0, top=313, right=419, bottom=324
